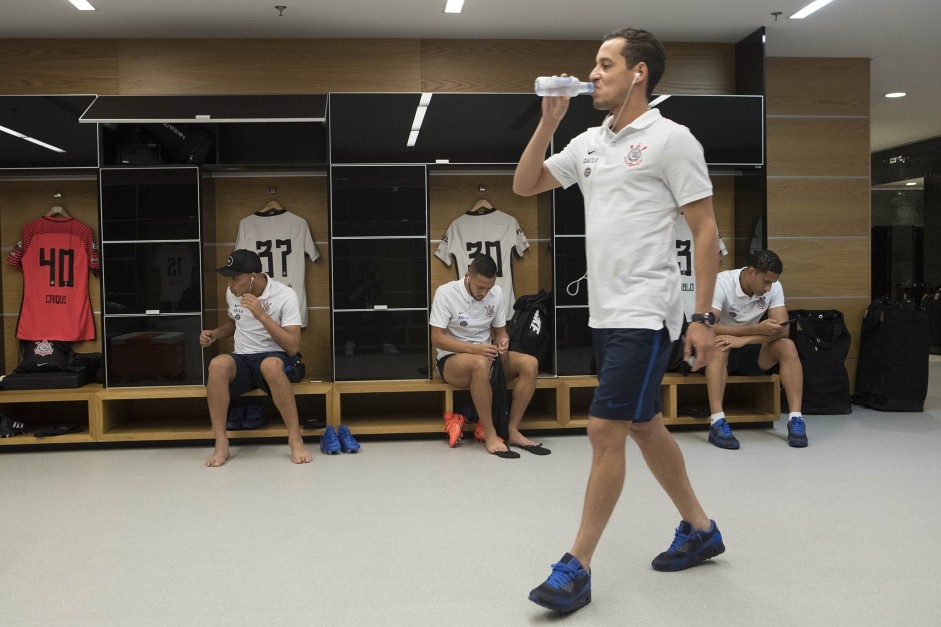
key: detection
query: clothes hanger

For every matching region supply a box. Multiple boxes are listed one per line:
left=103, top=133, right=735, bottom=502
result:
left=46, top=205, right=70, bottom=218
left=257, top=199, right=285, bottom=217
left=466, top=198, right=494, bottom=215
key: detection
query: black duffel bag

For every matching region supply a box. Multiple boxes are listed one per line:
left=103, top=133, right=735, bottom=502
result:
left=788, top=310, right=852, bottom=414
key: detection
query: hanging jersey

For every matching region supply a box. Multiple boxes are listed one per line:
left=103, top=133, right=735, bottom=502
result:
left=7, top=215, right=100, bottom=341
left=434, top=209, right=529, bottom=318
left=235, top=210, right=320, bottom=327
left=152, top=242, right=195, bottom=303
left=673, top=213, right=696, bottom=318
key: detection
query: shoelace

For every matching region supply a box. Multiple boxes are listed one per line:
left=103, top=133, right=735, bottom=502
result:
left=667, top=526, right=694, bottom=553
left=715, top=419, right=733, bottom=437
left=546, top=560, right=583, bottom=589
left=790, top=418, right=805, bottom=435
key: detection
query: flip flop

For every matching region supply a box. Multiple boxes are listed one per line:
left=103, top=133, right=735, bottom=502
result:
left=512, top=443, right=552, bottom=456
left=490, top=448, right=521, bottom=459
left=33, top=425, right=82, bottom=437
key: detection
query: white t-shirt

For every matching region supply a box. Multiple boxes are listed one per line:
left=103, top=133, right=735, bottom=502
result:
left=226, top=275, right=302, bottom=355
left=235, top=210, right=320, bottom=327
left=429, top=278, right=506, bottom=361
left=712, top=267, right=786, bottom=326
left=673, top=213, right=696, bottom=319
left=545, top=108, right=713, bottom=340
left=434, top=209, right=529, bottom=319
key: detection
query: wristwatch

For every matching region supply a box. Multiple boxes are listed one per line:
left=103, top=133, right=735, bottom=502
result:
left=690, top=312, right=716, bottom=326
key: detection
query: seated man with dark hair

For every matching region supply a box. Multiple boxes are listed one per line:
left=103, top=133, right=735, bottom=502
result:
left=705, top=249, right=807, bottom=449
left=430, top=254, right=549, bottom=458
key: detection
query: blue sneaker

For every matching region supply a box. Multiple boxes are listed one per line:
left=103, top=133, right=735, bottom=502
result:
left=708, top=418, right=740, bottom=450
left=788, top=416, right=808, bottom=447
left=651, top=520, right=725, bottom=572
left=528, top=553, right=591, bottom=613
left=337, top=424, right=361, bottom=453
left=241, top=403, right=266, bottom=430
left=226, top=404, right=245, bottom=430
left=320, top=426, right=341, bottom=455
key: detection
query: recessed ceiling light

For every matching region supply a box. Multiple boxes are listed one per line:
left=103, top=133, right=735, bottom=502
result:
left=444, top=0, right=464, bottom=14
left=905, top=182, right=917, bottom=186
left=884, top=92, right=907, bottom=98
left=68, top=0, right=97, bottom=10
left=790, top=0, right=836, bottom=19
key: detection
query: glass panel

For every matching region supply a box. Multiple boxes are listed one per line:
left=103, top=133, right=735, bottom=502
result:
left=554, top=236, right=588, bottom=307
left=555, top=307, right=594, bottom=376
left=554, top=186, right=586, bottom=235
left=334, top=310, right=430, bottom=381
left=104, top=315, right=204, bottom=387
left=102, top=242, right=201, bottom=314
left=331, top=166, right=426, bottom=237
left=100, top=167, right=200, bottom=241
left=332, top=238, right=428, bottom=310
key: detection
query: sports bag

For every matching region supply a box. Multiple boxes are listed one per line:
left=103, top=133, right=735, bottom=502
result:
left=922, top=286, right=941, bottom=355
left=489, top=356, right=510, bottom=440
left=788, top=310, right=852, bottom=414
left=853, top=297, right=929, bottom=412
left=507, top=290, right=552, bottom=368
left=142, top=123, right=215, bottom=164
left=15, top=340, right=84, bottom=374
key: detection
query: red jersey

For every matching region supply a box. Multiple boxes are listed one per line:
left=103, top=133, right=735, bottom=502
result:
left=7, top=216, right=100, bottom=341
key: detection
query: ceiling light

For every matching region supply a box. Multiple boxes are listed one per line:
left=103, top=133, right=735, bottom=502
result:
left=407, top=93, right=433, bottom=147
left=790, top=0, right=836, bottom=19
left=444, top=0, right=464, bottom=14
left=884, top=92, right=906, bottom=98
left=411, top=106, right=428, bottom=131
left=68, top=0, right=97, bottom=10
left=407, top=130, right=420, bottom=147
left=0, top=124, right=27, bottom=138
left=905, top=182, right=917, bottom=186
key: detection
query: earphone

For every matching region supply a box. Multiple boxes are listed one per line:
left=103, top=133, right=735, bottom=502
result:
left=633, top=73, right=642, bottom=83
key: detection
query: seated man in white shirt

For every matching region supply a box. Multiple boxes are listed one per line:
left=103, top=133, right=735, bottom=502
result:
left=430, top=254, right=549, bottom=458
left=705, top=250, right=807, bottom=449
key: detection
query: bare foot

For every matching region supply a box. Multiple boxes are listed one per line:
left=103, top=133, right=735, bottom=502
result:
left=290, top=439, right=312, bottom=464
left=507, top=430, right=539, bottom=447
left=206, top=446, right=229, bottom=467
left=484, top=436, right=511, bottom=454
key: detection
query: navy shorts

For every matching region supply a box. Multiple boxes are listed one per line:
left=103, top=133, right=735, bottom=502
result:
left=727, top=344, right=779, bottom=376
left=228, top=352, right=292, bottom=397
left=589, top=327, right=672, bottom=422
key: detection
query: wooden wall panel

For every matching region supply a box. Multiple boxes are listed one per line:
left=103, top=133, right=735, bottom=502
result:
left=420, top=40, right=734, bottom=94
left=117, top=39, right=422, bottom=94
left=0, top=40, right=119, bottom=94
left=766, top=118, right=870, bottom=177
left=768, top=178, right=870, bottom=238
left=766, top=58, right=869, bottom=116
left=767, top=238, right=870, bottom=299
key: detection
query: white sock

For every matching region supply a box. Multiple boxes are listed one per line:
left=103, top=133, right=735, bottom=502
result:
left=710, top=412, right=726, bottom=425
left=788, top=412, right=802, bottom=421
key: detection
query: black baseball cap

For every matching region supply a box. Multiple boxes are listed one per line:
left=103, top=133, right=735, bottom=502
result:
left=217, top=249, right=262, bottom=277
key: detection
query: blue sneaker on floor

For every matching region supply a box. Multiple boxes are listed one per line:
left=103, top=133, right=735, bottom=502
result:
left=708, top=418, right=740, bottom=450
left=528, top=553, right=591, bottom=613
left=337, top=424, right=361, bottom=453
left=651, top=520, right=725, bottom=572
left=788, top=416, right=808, bottom=447
left=320, top=426, right=341, bottom=455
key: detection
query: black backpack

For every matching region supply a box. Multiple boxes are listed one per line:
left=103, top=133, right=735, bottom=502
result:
left=489, top=356, right=510, bottom=440
left=788, top=310, right=852, bottom=414
left=507, top=290, right=552, bottom=368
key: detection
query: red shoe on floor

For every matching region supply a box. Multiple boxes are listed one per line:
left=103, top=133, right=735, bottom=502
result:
left=474, top=422, right=504, bottom=443
left=443, top=412, right=466, bottom=448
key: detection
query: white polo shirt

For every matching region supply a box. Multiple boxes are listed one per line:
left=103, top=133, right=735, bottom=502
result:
left=712, top=267, right=786, bottom=326
left=429, top=278, right=506, bottom=361
left=546, top=108, right=713, bottom=340
left=226, top=275, right=302, bottom=354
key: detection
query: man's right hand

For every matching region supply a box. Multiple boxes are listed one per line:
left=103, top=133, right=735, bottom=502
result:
left=758, top=319, right=785, bottom=336
left=199, top=329, right=216, bottom=347
left=475, top=342, right=500, bottom=360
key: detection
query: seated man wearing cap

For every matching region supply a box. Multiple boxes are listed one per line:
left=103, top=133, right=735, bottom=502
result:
left=200, top=249, right=311, bottom=466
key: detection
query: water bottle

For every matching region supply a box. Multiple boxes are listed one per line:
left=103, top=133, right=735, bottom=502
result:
left=534, top=76, right=595, bottom=97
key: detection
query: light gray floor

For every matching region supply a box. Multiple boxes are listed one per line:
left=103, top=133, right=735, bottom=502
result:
left=3, top=359, right=940, bottom=626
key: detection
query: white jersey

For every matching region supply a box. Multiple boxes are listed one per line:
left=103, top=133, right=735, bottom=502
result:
left=429, top=278, right=506, bottom=361
left=226, top=275, right=302, bottom=355
left=673, top=214, right=696, bottom=319
left=235, top=210, right=320, bottom=327
left=712, top=267, right=786, bottom=326
left=152, top=242, right=195, bottom=304
left=545, top=108, right=713, bottom=340
left=434, top=209, right=529, bottom=318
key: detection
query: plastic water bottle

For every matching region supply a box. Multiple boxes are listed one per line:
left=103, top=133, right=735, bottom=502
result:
left=534, top=76, right=595, bottom=97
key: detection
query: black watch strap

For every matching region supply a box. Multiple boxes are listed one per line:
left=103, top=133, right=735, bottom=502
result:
left=690, top=312, right=716, bottom=326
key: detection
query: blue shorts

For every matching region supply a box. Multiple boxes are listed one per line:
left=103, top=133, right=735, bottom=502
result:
left=229, top=352, right=292, bottom=397
left=589, top=327, right=672, bottom=422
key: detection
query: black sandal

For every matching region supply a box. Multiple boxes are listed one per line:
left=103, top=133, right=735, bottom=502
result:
left=512, top=443, right=552, bottom=456
left=490, top=448, right=521, bottom=459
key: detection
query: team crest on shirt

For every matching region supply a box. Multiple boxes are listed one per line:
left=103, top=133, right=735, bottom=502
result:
left=485, top=304, right=496, bottom=318
left=757, top=296, right=768, bottom=310
left=624, top=144, right=647, bottom=167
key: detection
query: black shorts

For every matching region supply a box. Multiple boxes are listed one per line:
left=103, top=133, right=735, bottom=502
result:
left=589, top=327, right=672, bottom=422
left=727, top=344, right=778, bottom=376
left=436, top=353, right=455, bottom=381
left=228, top=352, right=292, bottom=397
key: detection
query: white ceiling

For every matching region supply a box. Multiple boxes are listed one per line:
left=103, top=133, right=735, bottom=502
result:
left=3, top=0, right=939, bottom=153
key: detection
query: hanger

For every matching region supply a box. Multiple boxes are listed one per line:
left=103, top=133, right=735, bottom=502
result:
left=257, top=199, right=285, bottom=217
left=466, top=198, right=494, bottom=215
left=46, top=205, right=70, bottom=218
